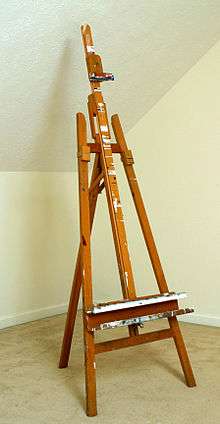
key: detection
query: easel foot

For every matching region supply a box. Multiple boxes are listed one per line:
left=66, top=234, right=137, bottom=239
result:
left=169, top=317, right=196, bottom=388
left=86, top=406, right=97, bottom=417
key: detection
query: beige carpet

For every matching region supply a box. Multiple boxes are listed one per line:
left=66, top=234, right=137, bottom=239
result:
left=0, top=313, right=219, bottom=424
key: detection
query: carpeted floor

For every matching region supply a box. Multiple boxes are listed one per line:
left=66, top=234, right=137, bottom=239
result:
left=0, top=313, right=219, bottom=424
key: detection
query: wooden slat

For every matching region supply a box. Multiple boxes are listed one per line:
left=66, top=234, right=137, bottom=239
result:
left=88, top=143, right=121, bottom=153
left=86, top=300, right=179, bottom=331
left=77, top=111, right=97, bottom=417
left=88, top=292, right=187, bottom=314
left=84, top=27, right=139, bottom=338
left=95, top=328, right=173, bottom=354
left=89, top=171, right=104, bottom=193
left=95, top=308, right=194, bottom=331
left=59, top=154, right=102, bottom=369
left=170, top=316, right=196, bottom=387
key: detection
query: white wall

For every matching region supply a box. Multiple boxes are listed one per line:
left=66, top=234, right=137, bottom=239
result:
left=0, top=171, right=122, bottom=328
left=1, top=1, right=220, bottom=172
left=1, top=40, right=220, bottom=329
left=125, top=39, right=220, bottom=326
left=0, top=172, right=78, bottom=328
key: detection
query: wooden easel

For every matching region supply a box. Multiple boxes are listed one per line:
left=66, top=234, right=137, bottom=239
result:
left=59, top=24, right=196, bottom=417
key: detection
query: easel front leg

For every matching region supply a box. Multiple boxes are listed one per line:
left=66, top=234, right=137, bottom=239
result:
left=169, top=316, right=196, bottom=387
left=59, top=154, right=102, bottom=369
left=77, top=112, right=97, bottom=416
left=83, top=318, right=97, bottom=416
left=59, top=251, right=81, bottom=368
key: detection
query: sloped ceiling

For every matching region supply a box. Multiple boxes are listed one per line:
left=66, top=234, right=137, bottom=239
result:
left=1, top=0, right=220, bottom=171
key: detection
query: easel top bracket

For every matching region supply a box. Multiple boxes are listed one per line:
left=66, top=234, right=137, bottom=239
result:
left=81, top=24, right=114, bottom=85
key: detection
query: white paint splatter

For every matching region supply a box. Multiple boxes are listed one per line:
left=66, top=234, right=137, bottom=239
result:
left=86, top=45, right=95, bottom=53
left=125, top=271, right=129, bottom=287
left=108, top=170, right=116, bottom=176
left=113, top=198, right=122, bottom=212
left=100, top=125, right=108, bottom=132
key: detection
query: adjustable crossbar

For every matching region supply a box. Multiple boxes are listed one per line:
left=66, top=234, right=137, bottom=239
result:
left=93, top=308, right=194, bottom=331
left=86, top=294, right=193, bottom=332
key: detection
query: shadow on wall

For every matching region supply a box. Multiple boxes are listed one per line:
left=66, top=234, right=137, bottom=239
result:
left=32, top=40, right=76, bottom=171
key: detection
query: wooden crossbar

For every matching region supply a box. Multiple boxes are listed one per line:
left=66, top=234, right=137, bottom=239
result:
left=88, top=292, right=187, bottom=314
left=59, top=24, right=196, bottom=417
left=88, top=143, right=121, bottom=154
left=93, top=308, right=194, bottom=331
left=86, top=299, right=179, bottom=330
left=95, top=328, right=173, bottom=354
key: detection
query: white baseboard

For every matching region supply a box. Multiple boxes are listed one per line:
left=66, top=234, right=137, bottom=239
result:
left=0, top=306, right=219, bottom=330
left=178, top=313, right=220, bottom=327
left=0, top=303, right=68, bottom=330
